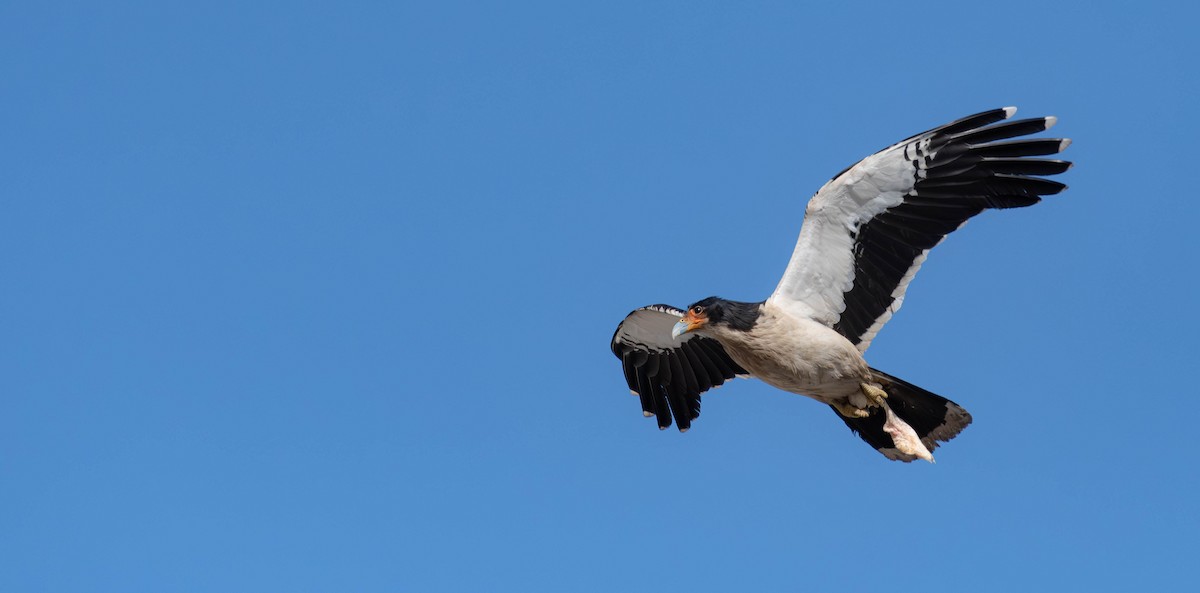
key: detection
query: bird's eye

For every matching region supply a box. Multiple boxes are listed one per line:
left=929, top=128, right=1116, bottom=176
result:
left=692, top=305, right=704, bottom=314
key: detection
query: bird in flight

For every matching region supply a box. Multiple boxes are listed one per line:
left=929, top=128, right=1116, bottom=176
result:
left=610, top=107, right=1071, bottom=462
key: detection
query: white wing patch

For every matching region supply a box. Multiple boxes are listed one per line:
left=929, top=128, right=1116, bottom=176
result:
left=768, top=139, right=918, bottom=325
left=768, top=107, right=1070, bottom=352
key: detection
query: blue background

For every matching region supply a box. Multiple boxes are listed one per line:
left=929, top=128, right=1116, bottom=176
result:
left=3, top=1, right=1197, bottom=591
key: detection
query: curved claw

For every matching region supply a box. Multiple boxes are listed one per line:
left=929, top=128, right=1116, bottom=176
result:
left=860, top=383, right=889, bottom=407
left=833, top=401, right=870, bottom=418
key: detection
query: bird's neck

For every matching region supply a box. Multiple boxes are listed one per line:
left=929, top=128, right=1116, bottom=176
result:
left=715, top=300, right=763, bottom=332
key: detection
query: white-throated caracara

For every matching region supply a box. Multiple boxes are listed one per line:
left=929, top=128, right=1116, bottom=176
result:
left=611, top=107, right=1071, bottom=462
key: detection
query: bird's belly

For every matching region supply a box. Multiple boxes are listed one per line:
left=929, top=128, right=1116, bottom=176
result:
left=736, top=353, right=865, bottom=401
left=720, top=315, right=870, bottom=404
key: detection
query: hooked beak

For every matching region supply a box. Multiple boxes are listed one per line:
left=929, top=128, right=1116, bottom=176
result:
left=671, top=310, right=705, bottom=339
left=671, top=319, right=689, bottom=339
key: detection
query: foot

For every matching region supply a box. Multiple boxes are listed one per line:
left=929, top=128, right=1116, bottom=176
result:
left=833, top=401, right=870, bottom=418
left=860, top=383, right=888, bottom=407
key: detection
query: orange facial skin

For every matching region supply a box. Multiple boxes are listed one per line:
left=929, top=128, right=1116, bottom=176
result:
left=682, top=309, right=708, bottom=333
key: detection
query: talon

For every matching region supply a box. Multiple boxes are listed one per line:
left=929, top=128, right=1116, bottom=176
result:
left=860, top=383, right=889, bottom=407
left=833, top=401, right=869, bottom=418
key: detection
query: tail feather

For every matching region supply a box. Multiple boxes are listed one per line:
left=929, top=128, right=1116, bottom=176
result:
left=835, top=368, right=973, bottom=462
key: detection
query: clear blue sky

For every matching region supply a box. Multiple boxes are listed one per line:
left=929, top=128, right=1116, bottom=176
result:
left=3, top=1, right=1197, bottom=591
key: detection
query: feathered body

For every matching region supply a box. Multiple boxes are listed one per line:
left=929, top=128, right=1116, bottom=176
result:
left=610, top=107, right=1071, bottom=462
left=700, top=301, right=868, bottom=402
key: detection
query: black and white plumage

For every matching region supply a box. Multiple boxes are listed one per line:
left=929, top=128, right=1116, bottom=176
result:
left=610, top=107, right=1071, bottom=462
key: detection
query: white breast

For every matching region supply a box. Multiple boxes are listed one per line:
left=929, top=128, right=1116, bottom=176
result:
left=707, top=302, right=870, bottom=402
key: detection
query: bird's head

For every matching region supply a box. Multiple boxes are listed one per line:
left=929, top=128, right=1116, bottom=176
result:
left=672, top=297, right=759, bottom=339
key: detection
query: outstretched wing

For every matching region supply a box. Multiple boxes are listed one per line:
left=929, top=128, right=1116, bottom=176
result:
left=769, top=107, right=1072, bottom=351
left=610, top=305, right=747, bottom=431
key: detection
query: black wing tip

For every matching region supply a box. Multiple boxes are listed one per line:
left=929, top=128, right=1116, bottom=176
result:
left=831, top=107, right=1071, bottom=345
left=928, top=107, right=1015, bottom=137
left=613, top=308, right=743, bottom=434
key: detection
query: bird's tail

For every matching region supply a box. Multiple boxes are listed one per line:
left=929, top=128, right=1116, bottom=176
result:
left=834, top=368, right=973, bottom=462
